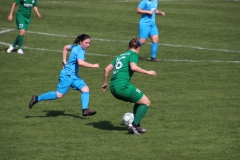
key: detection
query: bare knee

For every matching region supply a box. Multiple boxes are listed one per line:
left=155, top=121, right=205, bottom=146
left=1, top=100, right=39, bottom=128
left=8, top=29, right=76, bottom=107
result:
left=56, top=92, right=64, bottom=99
left=146, top=99, right=151, bottom=106
left=81, top=86, right=89, bottom=92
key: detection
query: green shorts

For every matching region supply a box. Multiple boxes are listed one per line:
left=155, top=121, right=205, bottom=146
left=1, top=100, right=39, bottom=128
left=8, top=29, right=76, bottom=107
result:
left=16, top=12, right=31, bottom=30
left=110, top=83, right=143, bottom=103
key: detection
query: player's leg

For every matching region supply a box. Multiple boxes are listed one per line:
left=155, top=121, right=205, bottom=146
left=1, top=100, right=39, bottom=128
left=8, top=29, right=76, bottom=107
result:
left=125, top=85, right=150, bottom=134
left=150, top=24, right=160, bottom=62
left=72, top=78, right=96, bottom=116
left=28, top=73, right=71, bottom=109
left=17, top=16, right=30, bottom=54
left=138, top=23, right=150, bottom=46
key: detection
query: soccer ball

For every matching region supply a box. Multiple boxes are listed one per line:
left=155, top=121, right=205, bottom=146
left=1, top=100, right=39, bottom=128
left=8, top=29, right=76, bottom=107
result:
left=122, top=112, right=134, bottom=125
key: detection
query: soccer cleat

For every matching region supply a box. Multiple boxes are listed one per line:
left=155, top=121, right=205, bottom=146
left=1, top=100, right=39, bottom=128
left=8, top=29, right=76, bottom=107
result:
left=151, top=58, right=161, bottom=62
left=17, top=49, right=24, bottom=54
left=136, top=125, right=147, bottom=133
left=82, top=109, right=97, bottom=116
left=7, top=45, right=14, bottom=53
left=29, top=95, right=38, bottom=109
left=128, top=126, right=140, bottom=135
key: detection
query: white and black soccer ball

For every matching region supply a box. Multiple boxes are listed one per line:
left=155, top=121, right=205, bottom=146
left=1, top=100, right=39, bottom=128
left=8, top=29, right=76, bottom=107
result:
left=122, top=112, right=134, bottom=125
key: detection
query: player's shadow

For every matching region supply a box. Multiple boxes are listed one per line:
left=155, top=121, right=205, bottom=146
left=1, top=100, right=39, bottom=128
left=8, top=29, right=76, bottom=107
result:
left=25, top=110, right=84, bottom=119
left=86, top=120, right=126, bottom=131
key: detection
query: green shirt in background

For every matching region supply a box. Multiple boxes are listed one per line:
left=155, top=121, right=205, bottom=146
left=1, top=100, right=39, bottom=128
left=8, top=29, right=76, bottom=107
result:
left=15, top=0, right=38, bottom=18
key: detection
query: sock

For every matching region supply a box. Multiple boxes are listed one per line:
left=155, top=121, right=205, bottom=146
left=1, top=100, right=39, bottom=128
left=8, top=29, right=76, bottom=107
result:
left=133, top=103, right=140, bottom=115
left=151, top=42, right=159, bottom=59
left=38, top=91, right=57, bottom=102
left=138, top=40, right=143, bottom=47
left=17, top=35, right=24, bottom=49
left=12, top=35, right=19, bottom=47
left=133, top=104, right=149, bottom=126
left=81, top=92, right=89, bottom=110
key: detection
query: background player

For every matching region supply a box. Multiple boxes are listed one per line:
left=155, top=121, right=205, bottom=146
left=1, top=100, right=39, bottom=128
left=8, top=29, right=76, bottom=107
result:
left=136, top=0, right=165, bottom=62
left=7, top=0, right=41, bottom=54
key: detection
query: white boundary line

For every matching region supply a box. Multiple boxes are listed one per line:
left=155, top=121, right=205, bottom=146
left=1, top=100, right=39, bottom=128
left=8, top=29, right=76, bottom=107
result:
left=0, top=29, right=239, bottom=63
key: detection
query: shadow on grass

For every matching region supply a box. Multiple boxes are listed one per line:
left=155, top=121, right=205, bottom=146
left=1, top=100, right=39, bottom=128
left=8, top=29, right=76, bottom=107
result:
left=86, top=120, right=127, bottom=131
left=25, top=110, right=84, bottom=119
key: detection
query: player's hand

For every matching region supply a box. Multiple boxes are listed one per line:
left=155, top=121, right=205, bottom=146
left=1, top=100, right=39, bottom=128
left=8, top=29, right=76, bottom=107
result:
left=157, top=11, right=165, bottom=16
left=102, top=83, right=108, bottom=92
left=148, top=10, right=154, bottom=15
left=8, top=15, right=13, bottom=22
left=37, top=13, right=41, bottom=19
left=146, top=70, right=156, bottom=76
left=62, top=62, right=66, bottom=68
left=93, top=64, right=99, bottom=68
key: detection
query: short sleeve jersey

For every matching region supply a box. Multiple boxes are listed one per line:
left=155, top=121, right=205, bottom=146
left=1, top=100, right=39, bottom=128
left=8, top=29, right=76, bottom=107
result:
left=138, top=0, right=158, bottom=24
left=62, top=44, right=85, bottom=79
left=110, top=50, right=139, bottom=86
left=15, top=0, right=38, bottom=18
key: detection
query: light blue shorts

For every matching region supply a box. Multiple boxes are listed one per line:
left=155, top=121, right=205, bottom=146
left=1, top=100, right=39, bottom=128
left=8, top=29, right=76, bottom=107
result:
left=56, top=73, right=87, bottom=95
left=138, top=23, right=159, bottom=39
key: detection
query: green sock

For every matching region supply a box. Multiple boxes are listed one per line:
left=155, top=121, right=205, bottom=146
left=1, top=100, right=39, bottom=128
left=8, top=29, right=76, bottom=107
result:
left=133, top=104, right=149, bottom=126
left=133, top=103, right=140, bottom=115
left=17, top=35, right=24, bottom=49
left=12, top=35, right=19, bottom=47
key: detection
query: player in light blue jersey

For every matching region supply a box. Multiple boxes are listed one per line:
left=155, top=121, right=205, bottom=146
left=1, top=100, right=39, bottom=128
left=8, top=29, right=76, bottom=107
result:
left=136, top=0, right=165, bottom=62
left=29, top=34, right=99, bottom=116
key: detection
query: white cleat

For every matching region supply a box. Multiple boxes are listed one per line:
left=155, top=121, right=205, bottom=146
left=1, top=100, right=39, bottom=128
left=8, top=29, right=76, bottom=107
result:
left=17, top=49, right=24, bottom=54
left=7, top=45, right=14, bottom=53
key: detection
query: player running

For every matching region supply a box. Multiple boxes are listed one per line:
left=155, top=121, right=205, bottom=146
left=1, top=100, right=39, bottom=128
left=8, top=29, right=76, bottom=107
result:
left=29, top=34, right=99, bottom=116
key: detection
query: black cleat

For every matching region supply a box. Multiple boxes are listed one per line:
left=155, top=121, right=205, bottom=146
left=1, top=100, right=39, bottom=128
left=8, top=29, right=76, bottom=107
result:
left=82, top=109, right=97, bottom=116
left=29, top=95, right=38, bottom=109
left=151, top=58, right=161, bottom=62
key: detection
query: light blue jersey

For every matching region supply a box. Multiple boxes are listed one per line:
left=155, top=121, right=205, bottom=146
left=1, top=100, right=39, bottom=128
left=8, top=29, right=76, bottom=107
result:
left=138, top=0, right=158, bottom=24
left=61, top=44, right=85, bottom=79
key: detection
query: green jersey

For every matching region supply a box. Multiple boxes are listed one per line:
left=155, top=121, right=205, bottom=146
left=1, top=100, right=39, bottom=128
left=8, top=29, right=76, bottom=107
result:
left=110, top=50, right=139, bottom=86
left=15, top=0, right=38, bottom=18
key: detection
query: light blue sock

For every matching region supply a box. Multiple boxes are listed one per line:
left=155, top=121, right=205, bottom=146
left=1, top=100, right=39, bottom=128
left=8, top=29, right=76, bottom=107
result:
left=81, top=92, right=89, bottom=110
left=138, top=40, right=143, bottom=47
left=151, top=42, right=159, bottom=58
left=38, top=91, right=57, bottom=102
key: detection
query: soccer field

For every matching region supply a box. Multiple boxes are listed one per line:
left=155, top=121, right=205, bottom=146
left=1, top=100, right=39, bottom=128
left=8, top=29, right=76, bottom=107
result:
left=0, top=0, right=240, bottom=159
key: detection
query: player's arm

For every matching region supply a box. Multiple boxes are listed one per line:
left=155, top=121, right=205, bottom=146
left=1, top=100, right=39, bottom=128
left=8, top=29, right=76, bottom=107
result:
left=33, top=6, right=41, bottom=18
left=156, top=10, right=165, bottom=16
left=102, top=64, right=114, bottom=91
left=8, top=2, right=17, bottom=22
left=130, top=62, right=156, bottom=76
left=136, top=7, right=153, bottom=15
left=77, top=59, right=99, bottom=68
left=62, top=45, right=71, bottom=68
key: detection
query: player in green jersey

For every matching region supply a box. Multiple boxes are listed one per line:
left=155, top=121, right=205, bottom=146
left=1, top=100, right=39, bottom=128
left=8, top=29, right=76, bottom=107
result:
left=102, top=36, right=157, bottom=135
left=7, top=0, right=41, bottom=54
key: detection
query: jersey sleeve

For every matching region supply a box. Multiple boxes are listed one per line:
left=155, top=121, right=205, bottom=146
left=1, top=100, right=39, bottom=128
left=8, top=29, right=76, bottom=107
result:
left=14, top=0, right=21, bottom=4
left=77, top=50, right=85, bottom=61
left=33, top=0, right=38, bottom=6
left=129, top=53, right=138, bottom=65
left=111, top=58, right=116, bottom=66
left=138, top=1, right=146, bottom=9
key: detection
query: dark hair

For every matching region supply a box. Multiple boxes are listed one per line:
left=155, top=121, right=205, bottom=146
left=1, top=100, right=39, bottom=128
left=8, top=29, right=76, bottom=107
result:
left=73, top=34, right=91, bottom=43
left=128, top=36, right=140, bottom=49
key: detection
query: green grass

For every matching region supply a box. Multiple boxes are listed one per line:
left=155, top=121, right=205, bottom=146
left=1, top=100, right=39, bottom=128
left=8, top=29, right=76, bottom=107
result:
left=0, top=0, right=240, bottom=159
